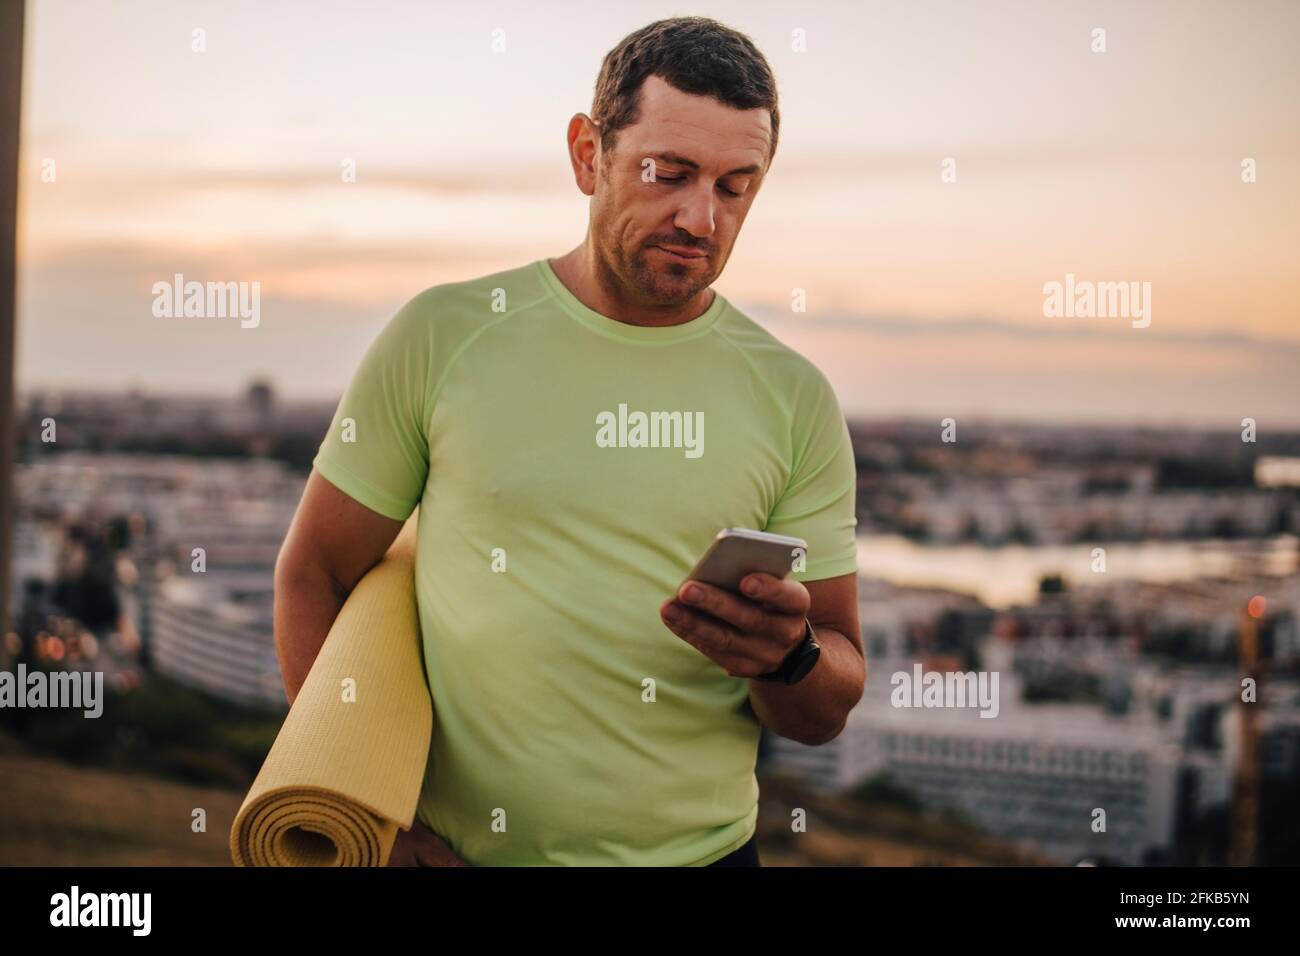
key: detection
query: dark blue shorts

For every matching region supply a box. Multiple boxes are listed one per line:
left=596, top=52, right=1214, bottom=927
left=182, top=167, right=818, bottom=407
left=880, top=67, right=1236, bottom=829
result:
left=706, top=832, right=761, bottom=867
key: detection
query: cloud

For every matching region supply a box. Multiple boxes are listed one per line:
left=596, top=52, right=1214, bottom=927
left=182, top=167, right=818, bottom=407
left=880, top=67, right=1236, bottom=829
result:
left=748, top=304, right=1300, bottom=355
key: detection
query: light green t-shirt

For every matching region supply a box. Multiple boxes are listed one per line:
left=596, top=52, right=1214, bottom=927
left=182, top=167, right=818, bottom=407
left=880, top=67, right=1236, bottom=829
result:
left=312, top=257, right=858, bottom=866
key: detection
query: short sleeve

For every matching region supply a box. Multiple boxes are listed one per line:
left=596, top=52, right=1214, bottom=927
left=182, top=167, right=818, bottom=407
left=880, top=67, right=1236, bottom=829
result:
left=312, top=297, right=434, bottom=521
left=763, top=368, right=859, bottom=582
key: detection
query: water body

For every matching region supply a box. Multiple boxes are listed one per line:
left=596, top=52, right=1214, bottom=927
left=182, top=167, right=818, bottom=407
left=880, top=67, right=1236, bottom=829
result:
left=855, top=534, right=1299, bottom=609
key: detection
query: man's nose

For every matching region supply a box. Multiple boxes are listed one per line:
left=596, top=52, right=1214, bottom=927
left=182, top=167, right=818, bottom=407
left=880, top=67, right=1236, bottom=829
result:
left=674, top=182, right=716, bottom=238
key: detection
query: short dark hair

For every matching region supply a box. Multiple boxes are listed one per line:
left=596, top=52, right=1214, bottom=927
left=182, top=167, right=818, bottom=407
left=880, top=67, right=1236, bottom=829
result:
left=590, top=17, right=780, bottom=167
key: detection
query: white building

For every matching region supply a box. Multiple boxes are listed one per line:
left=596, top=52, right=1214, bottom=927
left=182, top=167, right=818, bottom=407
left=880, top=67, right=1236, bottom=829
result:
left=148, top=570, right=286, bottom=711
left=767, top=695, right=1183, bottom=865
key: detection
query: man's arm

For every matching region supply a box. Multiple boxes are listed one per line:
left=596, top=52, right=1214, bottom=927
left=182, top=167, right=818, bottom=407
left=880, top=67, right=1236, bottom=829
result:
left=275, top=469, right=466, bottom=866
left=273, top=469, right=405, bottom=705
left=660, top=570, right=865, bottom=746
left=745, top=572, right=863, bottom=745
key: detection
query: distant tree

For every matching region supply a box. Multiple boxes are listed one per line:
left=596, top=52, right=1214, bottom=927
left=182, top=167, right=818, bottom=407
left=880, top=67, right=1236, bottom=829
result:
left=1007, top=519, right=1035, bottom=544
left=1211, top=514, right=1240, bottom=538
left=1155, top=456, right=1253, bottom=489
left=848, top=772, right=923, bottom=813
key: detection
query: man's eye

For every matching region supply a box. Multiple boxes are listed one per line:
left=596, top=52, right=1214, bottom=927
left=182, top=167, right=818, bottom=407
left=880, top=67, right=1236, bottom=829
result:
left=654, top=174, right=741, bottom=197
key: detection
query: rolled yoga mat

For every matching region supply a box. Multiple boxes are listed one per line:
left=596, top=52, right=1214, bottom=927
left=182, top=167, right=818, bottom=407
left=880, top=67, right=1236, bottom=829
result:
left=230, top=514, right=432, bottom=866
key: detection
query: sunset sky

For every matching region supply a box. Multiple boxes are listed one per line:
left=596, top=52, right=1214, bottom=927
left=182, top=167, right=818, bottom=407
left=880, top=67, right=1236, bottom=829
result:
left=15, top=0, right=1300, bottom=426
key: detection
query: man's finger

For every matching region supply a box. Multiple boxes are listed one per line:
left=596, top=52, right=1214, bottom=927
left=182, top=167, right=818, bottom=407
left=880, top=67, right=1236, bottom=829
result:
left=676, top=580, right=772, bottom=634
left=661, top=600, right=743, bottom=661
left=739, top=572, right=810, bottom=616
left=662, top=600, right=797, bottom=674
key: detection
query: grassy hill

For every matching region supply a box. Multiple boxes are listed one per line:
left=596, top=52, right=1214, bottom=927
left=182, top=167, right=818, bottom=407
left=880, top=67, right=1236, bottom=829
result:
left=755, top=770, right=1052, bottom=866
left=0, top=730, right=243, bottom=866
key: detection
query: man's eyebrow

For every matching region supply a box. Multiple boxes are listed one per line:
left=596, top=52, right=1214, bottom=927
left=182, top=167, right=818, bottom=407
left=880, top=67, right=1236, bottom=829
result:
left=648, top=151, right=761, bottom=177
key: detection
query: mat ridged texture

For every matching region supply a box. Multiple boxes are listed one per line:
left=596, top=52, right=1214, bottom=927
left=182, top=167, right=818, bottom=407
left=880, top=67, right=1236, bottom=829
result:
left=230, top=515, right=431, bottom=866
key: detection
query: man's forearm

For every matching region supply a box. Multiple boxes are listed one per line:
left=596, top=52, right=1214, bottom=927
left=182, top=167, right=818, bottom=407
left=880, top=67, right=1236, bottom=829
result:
left=747, top=627, right=865, bottom=746
left=274, top=566, right=348, bottom=705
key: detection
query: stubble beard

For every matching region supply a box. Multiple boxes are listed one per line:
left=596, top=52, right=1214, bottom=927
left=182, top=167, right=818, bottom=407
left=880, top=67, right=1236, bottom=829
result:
left=608, top=238, right=713, bottom=308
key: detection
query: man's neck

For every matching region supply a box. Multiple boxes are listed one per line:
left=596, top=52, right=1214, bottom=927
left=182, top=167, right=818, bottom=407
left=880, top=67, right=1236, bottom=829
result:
left=548, top=245, right=716, bottom=328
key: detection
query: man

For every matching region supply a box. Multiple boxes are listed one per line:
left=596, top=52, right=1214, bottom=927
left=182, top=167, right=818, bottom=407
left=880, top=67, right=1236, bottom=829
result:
left=275, top=16, right=864, bottom=867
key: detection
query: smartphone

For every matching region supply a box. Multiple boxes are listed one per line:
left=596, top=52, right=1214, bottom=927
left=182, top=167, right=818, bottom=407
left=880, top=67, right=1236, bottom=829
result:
left=681, top=528, right=808, bottom=594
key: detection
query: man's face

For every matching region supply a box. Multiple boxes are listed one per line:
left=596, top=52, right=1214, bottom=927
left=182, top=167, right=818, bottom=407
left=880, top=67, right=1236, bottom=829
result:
left=591, top=75, right=771, bottom=307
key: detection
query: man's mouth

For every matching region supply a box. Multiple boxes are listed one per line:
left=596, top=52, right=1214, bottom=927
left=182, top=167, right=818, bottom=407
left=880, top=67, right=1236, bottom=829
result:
left=651, top=245, right=708, bottom=262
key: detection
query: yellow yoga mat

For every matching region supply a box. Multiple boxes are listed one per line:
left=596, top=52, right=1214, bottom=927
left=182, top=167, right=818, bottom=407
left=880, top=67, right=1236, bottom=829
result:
left=230, top=515, right=432, bottom=866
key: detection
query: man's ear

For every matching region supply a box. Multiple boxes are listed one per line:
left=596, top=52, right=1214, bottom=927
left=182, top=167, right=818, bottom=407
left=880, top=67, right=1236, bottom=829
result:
left=566, top=113, right=600, bottom=197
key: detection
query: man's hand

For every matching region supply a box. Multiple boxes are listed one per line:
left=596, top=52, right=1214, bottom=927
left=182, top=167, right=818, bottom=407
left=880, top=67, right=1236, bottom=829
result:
left=386, top=820, right=470, bottom=867
left=659, top=572, right=808, bottom=678
left=661, top=570, right=864, bottom=746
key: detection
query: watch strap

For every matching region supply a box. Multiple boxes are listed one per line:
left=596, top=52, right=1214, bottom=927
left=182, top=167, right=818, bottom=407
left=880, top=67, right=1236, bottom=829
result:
left=754, top=619, right=820, bottom=684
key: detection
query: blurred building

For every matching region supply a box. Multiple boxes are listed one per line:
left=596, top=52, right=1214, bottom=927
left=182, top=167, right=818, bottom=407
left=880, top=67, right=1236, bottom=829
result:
left=12, top=451, right=302, bottom=711
left=769, top=698, right=1182, bottom=865
left=149, top=569, right=285, bottom=710
left=766, top=570, right=1300, bottom=865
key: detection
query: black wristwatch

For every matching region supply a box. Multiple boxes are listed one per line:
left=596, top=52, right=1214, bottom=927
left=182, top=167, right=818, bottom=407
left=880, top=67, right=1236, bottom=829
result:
left=754, top=619, right=821, bottom=685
